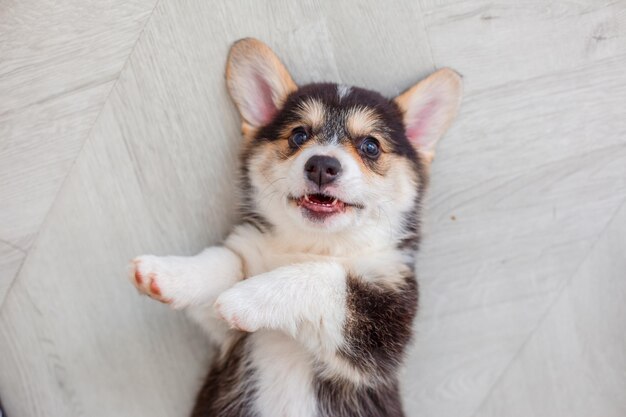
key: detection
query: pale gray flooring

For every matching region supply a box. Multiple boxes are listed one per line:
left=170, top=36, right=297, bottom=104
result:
left=0, top=0, right=158, bottom=300
left=1, top=1, right=625, bottom=416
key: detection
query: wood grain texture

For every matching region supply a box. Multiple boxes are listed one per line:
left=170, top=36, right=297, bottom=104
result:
left=1, top=0, right=625, bottom=416
left=474, top=200, right=626, bottom=417
left=0, top=0, right=157, bottom=250
left=0, top=241, right=23, bottom=306
left=403, top=54, right=626, bottom=417
left=419, top=0, right=626, bottom=92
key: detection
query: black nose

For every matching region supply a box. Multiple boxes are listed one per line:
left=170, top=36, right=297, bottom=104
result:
left=304, top=155, right=342, bottom=187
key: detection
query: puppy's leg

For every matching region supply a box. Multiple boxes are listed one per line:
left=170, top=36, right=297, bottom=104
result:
left=130, top=246, right=244, bottom=342
left=215, top=262, right=346, bottom=335
left=214, top=262, right=417, bottom=383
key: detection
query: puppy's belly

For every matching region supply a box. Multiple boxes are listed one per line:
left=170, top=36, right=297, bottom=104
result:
left=250, top=330, right=317, bottom=417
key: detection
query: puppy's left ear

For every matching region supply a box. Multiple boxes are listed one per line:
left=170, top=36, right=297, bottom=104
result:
left=394, top=68, right=463, bottom=164
left=226, top=38, right=297, bottom=137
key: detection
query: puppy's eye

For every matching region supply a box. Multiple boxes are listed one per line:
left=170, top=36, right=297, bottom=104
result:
left=289, top=127, right=309, bottom=147
left=360, top=137, right=380, bottom=158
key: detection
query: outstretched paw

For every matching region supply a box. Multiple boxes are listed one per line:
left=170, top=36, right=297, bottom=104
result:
left=129, top=256, right=175, bottom=306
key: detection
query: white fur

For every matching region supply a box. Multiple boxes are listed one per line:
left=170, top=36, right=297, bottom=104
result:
left=215, top=262, right=346, bottom=339
left=212, top=259, right=365, bottom=417
left=130, top=247, right=243, bottom=308
left=249, top=140, right=419, bottom=245
left=337, top=84, right=352, bottom=100
left=250, top=331, right=317, bottom=417
left=130, top=247, right=243, bottom=343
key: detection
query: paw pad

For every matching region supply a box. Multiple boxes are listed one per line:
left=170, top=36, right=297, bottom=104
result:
left=129, top=258, right=171, bottom=305
left=149, top=278, right=161, bottom=296
left=134, top=268, right=142, bottom=285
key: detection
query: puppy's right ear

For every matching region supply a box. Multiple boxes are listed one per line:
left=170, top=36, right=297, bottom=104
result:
left=226, top=38, right=297, bottom=136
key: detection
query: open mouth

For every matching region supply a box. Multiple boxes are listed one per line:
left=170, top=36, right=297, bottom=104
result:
left=297, top=193, right=346, bottom=214
left=289, top=193, right=363, bottom=221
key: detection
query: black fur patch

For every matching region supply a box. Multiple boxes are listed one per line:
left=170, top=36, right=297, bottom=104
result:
left=341, top=274, right=418, bottom=379
left=191, top=336, right=257, bottom=417
left=238, top=144, right=274, bottom=232
left=316, top=377, right=405, bottom=417
left=312, top=274, right=418, bottom=416
left=396, top=194, right=423, bottom=253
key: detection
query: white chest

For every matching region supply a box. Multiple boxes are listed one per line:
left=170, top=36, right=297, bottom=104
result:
left=250, top=331, right=318, bottom=417
left=226, top=225, right=344, bottom=277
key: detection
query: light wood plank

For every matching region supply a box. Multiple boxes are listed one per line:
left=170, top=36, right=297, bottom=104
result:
left=474, top=199, right=626, bottom=417
left=401, top=54, right=626, bottom=417
left=0, top=0, right=157, bottom=249
left=405, top=53, right=626, bottom=417
left=420, top=0, right=626, bottom=92
left=316, top=0, right=435, bottom=94
left=418, top=54, right=626, bottom=318
left=0, top=101, right=214, bottom=417
left=0, top=240, right=23, bottom=306
left=0, top=82, right=113, bottom=249
left=1, top=1, right=626, bottom=416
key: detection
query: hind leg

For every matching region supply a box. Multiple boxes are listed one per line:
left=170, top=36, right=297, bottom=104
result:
left=130, top=246, right=243, bottom=344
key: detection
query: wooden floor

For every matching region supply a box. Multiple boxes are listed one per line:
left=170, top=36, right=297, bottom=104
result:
left=1, top=1, right=625, bottom=416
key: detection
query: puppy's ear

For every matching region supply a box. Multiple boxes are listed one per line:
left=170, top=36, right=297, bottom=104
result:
left=226, top=38, right=297, bottom=136
left=394, top=68, right=463, bottom=164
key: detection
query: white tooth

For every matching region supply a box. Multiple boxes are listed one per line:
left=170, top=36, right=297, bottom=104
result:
left=304, top=195, right=310, bottom=202
left=332, top=198, right=338, bottom=204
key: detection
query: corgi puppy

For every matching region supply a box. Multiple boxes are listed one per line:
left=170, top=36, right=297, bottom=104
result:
left=130, top=38, right=462, bottom=417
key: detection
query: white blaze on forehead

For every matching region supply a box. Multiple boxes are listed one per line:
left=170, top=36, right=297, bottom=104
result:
left=337, top=84, right=352, bottom=101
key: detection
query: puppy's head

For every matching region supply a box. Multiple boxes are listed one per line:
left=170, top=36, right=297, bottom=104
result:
left=226, top=38, right=462, bottom=242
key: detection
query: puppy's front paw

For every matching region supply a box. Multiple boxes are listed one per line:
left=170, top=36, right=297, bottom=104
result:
left=129, top=256, right=177, bottom=307
left=214, top=286, right=262, bottom=332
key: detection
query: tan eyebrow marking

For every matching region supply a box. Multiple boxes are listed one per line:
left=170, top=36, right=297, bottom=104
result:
left=295, top=98, right=326, bottom=130
left=346, top=107, right=382, bottom=138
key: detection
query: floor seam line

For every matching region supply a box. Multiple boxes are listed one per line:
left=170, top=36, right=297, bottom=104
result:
left=467, top=195, right=626, bottom=417
left=416, top=0, right=438, bottom=72
left=0, top=0, right=163, bottom=317
left=464, top=51, right=626, bottom=96
left=0, top=239, right=26, bottom=254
